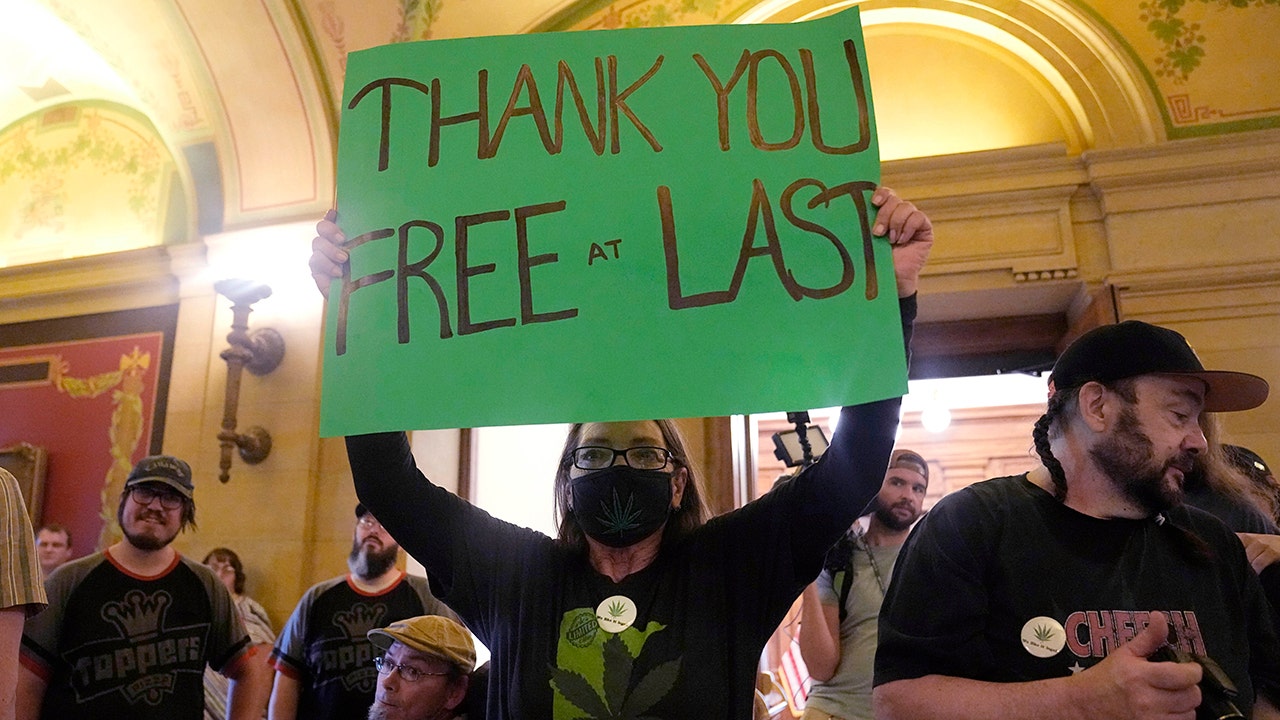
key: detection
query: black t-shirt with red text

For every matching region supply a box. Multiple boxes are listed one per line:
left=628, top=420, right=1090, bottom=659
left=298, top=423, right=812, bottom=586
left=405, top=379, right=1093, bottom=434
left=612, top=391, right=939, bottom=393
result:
left=876, top=475, right=1280, bottom=715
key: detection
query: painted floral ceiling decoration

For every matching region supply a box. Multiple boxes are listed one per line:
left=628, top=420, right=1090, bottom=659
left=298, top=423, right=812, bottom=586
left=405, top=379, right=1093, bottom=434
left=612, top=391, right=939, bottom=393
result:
left=0, top=0, right=1275, bottom=268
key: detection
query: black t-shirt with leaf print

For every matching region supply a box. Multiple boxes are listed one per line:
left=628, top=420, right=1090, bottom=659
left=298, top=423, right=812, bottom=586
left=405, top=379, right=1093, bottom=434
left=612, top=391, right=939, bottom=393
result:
left=345, top=298, right=916, bottom=718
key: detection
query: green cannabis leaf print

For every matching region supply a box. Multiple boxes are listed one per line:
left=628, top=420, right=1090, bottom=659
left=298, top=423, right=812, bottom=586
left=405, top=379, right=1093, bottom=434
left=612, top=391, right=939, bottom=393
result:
left=597, top=489, right=642, bottom=535
left=551, top=635, right=681, bottom=719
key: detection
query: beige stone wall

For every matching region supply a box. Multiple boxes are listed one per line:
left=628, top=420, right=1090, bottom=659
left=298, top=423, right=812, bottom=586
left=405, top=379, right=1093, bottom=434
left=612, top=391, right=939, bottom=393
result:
left=0, top=222, right=349, bottom=625
left=166, top=225, right=351, bottom=625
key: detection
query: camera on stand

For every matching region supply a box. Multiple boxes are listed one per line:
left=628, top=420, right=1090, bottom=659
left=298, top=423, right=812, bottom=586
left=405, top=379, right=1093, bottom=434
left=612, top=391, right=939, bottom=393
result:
left=772, top=411, right=829, bottom=469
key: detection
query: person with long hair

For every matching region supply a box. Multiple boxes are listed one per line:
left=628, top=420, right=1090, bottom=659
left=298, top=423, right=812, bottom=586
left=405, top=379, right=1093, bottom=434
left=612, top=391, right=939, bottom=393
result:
left=203, top=548, right=275, bottom=720
left=309, top=187, right=933, bottom=717
left=1182, top=415, right=1278, bottom=533
left=874, top=321, right=1280, bottom=720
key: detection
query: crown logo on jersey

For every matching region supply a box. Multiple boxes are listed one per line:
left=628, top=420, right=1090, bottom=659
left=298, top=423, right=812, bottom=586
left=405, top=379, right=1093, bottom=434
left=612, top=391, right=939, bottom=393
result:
left=102, top=589, right=171, bottom=641
left=333, top=603, right=387, bottom=640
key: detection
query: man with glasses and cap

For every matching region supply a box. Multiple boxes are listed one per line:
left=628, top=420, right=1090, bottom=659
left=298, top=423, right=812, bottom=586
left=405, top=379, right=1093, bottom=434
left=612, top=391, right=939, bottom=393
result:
left=366, top=615, right=476, bottom=720
left=874, top=321, right=1280, bottom=720
left=16, top=455, right=273, bottom=720
left=268, top=504, right=458, bottom=720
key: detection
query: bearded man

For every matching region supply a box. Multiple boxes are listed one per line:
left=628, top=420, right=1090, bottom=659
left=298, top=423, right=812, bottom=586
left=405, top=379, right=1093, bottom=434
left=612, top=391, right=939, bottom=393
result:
left=874, top=321, right=1280, bottom=720
left=268, top=505, right=460, bottom=720
left=798, top=449, right=930, bottom=720
left=17, top=455, right=272, bottom=720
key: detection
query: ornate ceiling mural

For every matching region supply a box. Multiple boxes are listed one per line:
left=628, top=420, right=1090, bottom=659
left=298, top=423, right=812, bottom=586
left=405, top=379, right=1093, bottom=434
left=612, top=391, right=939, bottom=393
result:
left=1099, top=0, right=1280, bottom=135
left=547, top=0, right=736, bottom=29
left=0, top=0, right=1275, bottom=268
left=27, top=0, right=215, bottom=142
left=536, top=0, right=1280, bottom=139
left=0, top=103, right=180, bottom=268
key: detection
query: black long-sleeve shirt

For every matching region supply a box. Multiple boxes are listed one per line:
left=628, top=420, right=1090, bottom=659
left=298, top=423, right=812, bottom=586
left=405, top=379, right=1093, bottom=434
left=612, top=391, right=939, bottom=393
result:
left=346, top=295, right=916, bottom=718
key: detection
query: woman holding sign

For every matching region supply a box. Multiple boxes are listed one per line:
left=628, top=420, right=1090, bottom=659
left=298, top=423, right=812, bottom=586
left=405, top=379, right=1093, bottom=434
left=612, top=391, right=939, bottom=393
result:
left=309, top=187, right=932, bottom=718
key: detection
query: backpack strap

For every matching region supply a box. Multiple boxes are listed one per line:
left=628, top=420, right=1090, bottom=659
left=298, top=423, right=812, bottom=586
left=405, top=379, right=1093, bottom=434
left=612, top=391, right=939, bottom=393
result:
left=822, top=527, right=858, bottom=623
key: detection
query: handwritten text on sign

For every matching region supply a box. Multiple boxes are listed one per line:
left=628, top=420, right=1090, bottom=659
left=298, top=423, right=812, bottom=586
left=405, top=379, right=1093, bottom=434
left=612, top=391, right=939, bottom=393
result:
left=321, top=8, right=906, bottom=436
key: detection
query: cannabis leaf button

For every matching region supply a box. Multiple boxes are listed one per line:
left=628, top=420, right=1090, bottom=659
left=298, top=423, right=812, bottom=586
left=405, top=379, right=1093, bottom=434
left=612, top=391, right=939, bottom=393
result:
left=1020, top=616, right=1066, bottom=658
left=596, top=595, right=638, bottom=634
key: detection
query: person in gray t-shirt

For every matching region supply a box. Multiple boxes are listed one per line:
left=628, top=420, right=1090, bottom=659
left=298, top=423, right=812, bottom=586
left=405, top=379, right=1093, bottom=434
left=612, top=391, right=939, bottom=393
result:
left=797, top=449, right=929, bottom=720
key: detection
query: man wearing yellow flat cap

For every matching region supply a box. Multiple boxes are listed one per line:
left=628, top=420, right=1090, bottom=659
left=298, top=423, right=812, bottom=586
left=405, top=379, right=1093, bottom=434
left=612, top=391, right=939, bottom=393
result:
left=366, top=615, right=475, bottom=720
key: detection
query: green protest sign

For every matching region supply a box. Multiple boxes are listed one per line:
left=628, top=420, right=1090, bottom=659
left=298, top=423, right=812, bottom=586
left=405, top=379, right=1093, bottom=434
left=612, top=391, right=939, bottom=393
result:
left=321, top=7, right=905, bottom=436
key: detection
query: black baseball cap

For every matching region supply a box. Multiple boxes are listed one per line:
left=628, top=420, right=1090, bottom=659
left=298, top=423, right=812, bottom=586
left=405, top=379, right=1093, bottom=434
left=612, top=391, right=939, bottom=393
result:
left=355, top=503, right=369, bottom=518
left=125, top=455, right=195, bottom=499
left=1048, top=321, right=1269, bottom=413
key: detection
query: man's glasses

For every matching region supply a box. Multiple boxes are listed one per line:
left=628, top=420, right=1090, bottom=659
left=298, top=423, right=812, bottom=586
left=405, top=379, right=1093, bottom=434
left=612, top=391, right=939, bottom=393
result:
left=357, top=515, right=383, bottom=530
left=570, top=446, right=673, bottom=471
left=128, top=486, right=184, bottom=510
left=373, top=655, right=449, bottom=682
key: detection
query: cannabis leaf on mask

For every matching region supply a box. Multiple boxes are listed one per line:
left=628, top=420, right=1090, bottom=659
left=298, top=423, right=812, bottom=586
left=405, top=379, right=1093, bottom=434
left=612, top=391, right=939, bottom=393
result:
left=596, top=488, right=643, bottom=536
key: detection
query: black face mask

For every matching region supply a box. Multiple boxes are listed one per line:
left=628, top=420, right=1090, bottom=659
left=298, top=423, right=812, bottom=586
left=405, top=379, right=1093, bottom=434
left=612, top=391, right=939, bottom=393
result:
left=570, top=465, right=674, bottom=548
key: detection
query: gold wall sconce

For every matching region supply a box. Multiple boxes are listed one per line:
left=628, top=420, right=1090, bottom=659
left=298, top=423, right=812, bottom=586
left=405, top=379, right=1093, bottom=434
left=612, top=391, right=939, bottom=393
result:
left=215, top=279, right=285, bottom=483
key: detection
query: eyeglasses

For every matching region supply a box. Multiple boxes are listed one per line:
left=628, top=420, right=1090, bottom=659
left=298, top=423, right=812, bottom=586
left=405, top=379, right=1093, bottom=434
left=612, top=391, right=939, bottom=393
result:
left=357, top=515, right=383, bottom=530
left=373, top=656, right=450, bottom=682
left=129, top=486, right=184, bottom=510
left=570, top=446, right=673, bottom=471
